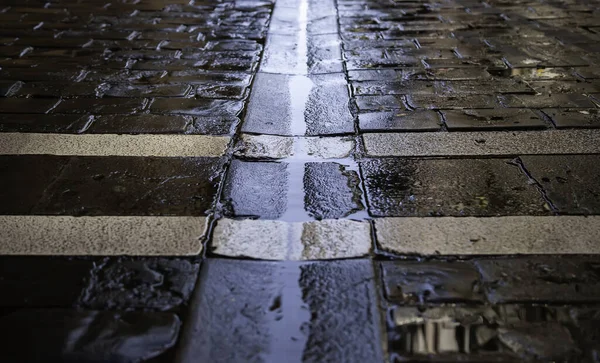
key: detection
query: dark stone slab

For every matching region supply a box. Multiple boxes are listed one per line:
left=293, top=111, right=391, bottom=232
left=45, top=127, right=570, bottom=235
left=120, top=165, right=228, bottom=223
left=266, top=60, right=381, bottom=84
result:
left=361, top=158, right=547, bottom=217
left=80, top=258, right=200, bottom=312
left=380, top=260, right=484, bottom=304
left=304, top=162, right=364, bottom=219
left=0, top=98, right=60, bottom=114
left=222, top=160, right=287, bottom=219
left=22, top=156, right=224, bottom=216
left=190, top=116, right=239, bottom=135
left=529, top=81, right=600, bottom=94
left=442, top=108, right=546, bottom=130
left=358, top=110, right=442, bottom=131
left=195, top=84, right=247, bottom=99
left=0, top=114, right=89, bottom=133
left=407, top=94, right=499, bottom=109
left=0, top=155, right=69, bottom=214
left=150, top=98, right=243, bottom=117
left=521, top=155, right=600, bottom=214
left=0, top=309, right=180, bottom=363
left=0, top=257, right=93, bottom=308
left=104, top=84, right=193, bottom=98
left=16, top=82, right=101, bottom=97
left=355, top=95, right=407, bottom=111
left=52, top=98, right=147, bottom=114
left=242, top=73, right=354, bottom=136
left=501, top=94, right=595, bottom=108
left=86, top=115, right=192, bottom=134
left=542, top=108, right=600, bottom=128
left=475, top=256, right=600, bottom=303
left=175, top=259, right=383, bottom=363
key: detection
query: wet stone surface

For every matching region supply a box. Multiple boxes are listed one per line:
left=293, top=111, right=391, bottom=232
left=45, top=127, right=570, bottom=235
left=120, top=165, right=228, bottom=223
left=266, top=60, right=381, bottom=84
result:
left=359, top=111, right=442, bottom=132
left=0, top=309, right=180, bottom=363
left=361, top=158, right=547, bottom=217
left=441, top=109, right=546, bottom=131
left=0, top=155, right=225, bottom=216
left=521, top=155, right=600, bottom=214
left=176, top=258, right=384, bottom=363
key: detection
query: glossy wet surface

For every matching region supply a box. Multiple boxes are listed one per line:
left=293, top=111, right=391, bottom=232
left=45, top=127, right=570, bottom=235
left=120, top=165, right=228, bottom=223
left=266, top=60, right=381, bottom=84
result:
left=1, top=0, right=600, bottom=361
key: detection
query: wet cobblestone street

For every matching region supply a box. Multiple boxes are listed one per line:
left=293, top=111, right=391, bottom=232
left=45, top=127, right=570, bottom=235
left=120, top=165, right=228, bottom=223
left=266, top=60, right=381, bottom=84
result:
left=1, top=0, right=600, bottom=361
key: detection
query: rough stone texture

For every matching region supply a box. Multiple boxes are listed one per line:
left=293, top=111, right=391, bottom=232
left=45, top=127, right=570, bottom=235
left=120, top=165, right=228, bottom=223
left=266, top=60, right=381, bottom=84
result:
left=475, top=257, right=600, bottom=304
left=0, top=133, right=230, bottom=157
left=380, top=260, right=484, bottom=304
left=304, top=162, right=364, bottom=219
left=222, top=160, right=288, bottom=219
left=0, top=257, right=94, bottom=307
left=374, top=216, right=600, bottom=255
left=362, top=158, right=545, bottom=217
left=521, top=155, right=600, bottom=214
left=0, top=216, right=207, bottom=255
left=0, top=309, right=180, bottom=363
left=542, top=108, right=600, bottom=129
left=211, top=218, right=372, bottom=260
left=242, top=73, right=354, bottom=136
left=80, top=258, right=200, bottom=311
left=362, top=130, right=600, bottom=156
left=234, top=134, right=354, bottom=160
left=175, top=259, right=383, bottom=363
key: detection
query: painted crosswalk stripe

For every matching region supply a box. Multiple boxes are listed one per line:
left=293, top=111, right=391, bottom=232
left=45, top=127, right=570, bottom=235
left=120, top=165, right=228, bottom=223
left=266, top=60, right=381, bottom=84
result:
left=0, top=216, right=208, bottom=255
left=375, top=216, right=600, bottom=255
left=0, top=133, right=229, bottom=157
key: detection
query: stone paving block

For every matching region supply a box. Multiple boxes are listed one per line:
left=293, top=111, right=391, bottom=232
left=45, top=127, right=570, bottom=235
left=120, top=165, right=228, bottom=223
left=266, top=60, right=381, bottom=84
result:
left=52, top=98, right=147, bottom=114
left=0, top=98, right=60, bottom=114
left=0, top=257, right=94, bottom=308
left=475, top=257, right=600, bottom=304
left=0, top=155, right=69, bottom=214
left=542, top=108, right=600, bottom=128
left=528, top=81, right=600, bottom=94
left=149, top=98, right=243, bottom=117
left=500, top=94, right=596, bottom=108
left=521, top=155, right=600, bottom=214
left=361, top=158, right=545, bottom=217
left=26, top=156, right=224, bottom=216
left=380, top=260, right=484, bottom=304
left=211, top=218, right=372, bottom=260
left=86, top=114, right=192, bottom=134
left=190, top=116, right=240, bottom=135
left=222, top=160, right=288, bottom=219
left=0, top=309, right=180, bottom=363
left=80, top=257, right=200, bottom=311
left=242, top=73, right=354, bottom=136
left=358, top=111, right=442, bottom=131
left=442, top=108, right=546, bottom=130
left=407, top=94, right=500, bottom=109
left=234, top=134, right=354, bottom=159
left=175, top=259, right=383, bottom=363
left=103, top=84, right=193, bottom=98
left=16, top=82, right=101, bottom=97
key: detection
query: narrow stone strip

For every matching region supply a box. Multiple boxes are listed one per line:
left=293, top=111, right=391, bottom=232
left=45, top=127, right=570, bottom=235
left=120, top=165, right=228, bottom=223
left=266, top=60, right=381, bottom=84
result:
left=363, top=130, right=600, bottom=156
left=234, top=134, right=354, bottom=160
left=211, top=218, right=372, bottom=260
left=375, top=216, right=600, bottom=255
left=0, top=216, right=207, bottom=255
left=0, top=133, right=229, bottom=156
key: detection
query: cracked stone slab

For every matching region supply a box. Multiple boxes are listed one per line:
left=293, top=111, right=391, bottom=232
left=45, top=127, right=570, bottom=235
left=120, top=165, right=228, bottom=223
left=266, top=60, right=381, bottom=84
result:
left=375, top=216, right=600, bottom=255
left=0, top=216, right=208, bottom=255
left=211, top=218, right=372, bottom=260
left=234, top=134, right=354, bottom=159
left=0, top=133, right=230, bottom=157
left=175, top=258, right=383, bottom=363
left=0, top=309, right=180, bottom=363
left=363, top=130, right=600, bottom=156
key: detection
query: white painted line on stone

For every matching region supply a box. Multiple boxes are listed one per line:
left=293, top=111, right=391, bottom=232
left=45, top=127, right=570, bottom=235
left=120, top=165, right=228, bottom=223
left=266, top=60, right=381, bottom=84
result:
left=375, top=216, right=600, bottom=255
left=212, top=218, right=372, bottom=260
left=234, top=134, right=354, bottom=160
left=363, top=130, right=600, bottom=156
left=0, top=216, right=207, bottom=255
left=0, top=133, right=229, bottom=157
